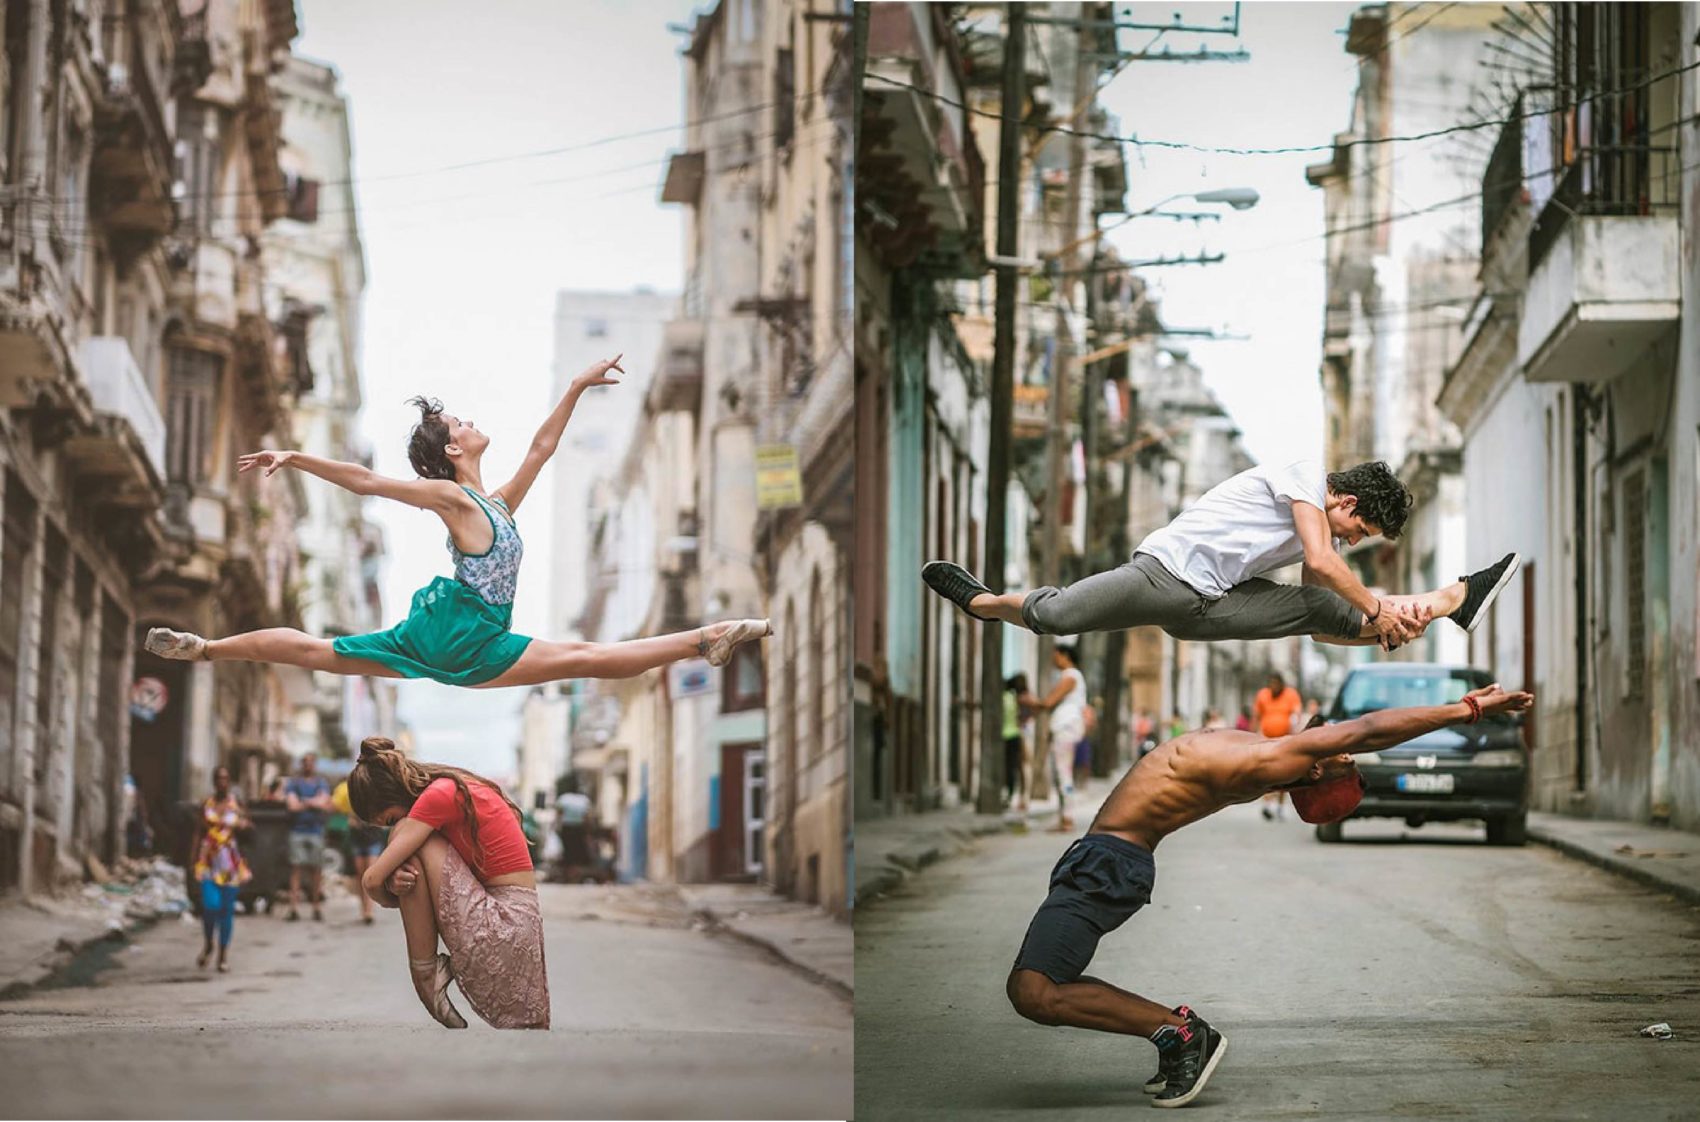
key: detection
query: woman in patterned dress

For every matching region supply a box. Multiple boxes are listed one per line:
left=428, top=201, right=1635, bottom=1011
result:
left=347, top=737, right=549, bottom=1029
left=193, top=766, right=252, bottom=972
left=140, top=356, right=770, bottom=687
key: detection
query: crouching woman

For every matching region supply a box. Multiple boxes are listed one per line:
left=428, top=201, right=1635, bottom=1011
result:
left=347, top=736, right=550, bottom=1029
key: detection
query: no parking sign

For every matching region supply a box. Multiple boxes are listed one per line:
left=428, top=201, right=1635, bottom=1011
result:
left=130, top=677, right=169, bottom=722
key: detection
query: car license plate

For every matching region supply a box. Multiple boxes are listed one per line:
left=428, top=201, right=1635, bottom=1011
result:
left=1397, top=773, right=1455, bottom=794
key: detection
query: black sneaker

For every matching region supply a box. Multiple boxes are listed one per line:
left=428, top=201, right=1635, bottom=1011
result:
left=1142, top=1006, right=1198, bottom=1094
left=1151, top=1014, right=1227, bottom=1108
left=1448, top=551, right=1520, bottom=634
left=921, top=561, right=993, bottom=621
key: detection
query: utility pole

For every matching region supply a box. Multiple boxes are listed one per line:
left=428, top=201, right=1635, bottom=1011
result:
left=1034, top=13, right=1096, bottom=797
left=976, top=3, right=1025, bottom=815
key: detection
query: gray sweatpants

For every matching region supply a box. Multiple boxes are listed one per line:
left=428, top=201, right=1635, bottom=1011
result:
left=1020, top=552, right=1364, bottom=641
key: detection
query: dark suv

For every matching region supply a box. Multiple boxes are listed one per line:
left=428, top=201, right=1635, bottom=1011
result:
left=1317, top=663, right=1529, bottom=846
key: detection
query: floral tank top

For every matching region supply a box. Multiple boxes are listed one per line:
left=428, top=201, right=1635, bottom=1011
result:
left=448, top=486, right=524, bottom=606
left=193, top=797, right=252, bottom=887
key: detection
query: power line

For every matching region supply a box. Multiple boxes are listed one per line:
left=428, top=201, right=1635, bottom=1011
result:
left=863, top=55, right=1700, bottom=157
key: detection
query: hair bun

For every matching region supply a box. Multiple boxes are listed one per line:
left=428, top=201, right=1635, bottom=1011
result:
left=358, top=736, right=394, bottom=758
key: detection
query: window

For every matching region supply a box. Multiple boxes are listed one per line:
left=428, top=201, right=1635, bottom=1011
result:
left=774, top=46, right=795, bottom=152
left=585, top=318, right=608, bottom=339
left=284, top=173, right=320, bottom=224
left=721, top=641, right=765, bottom=712
left=166, top=348, right=221, bottom=485
left=809, top=570, right=826, bottom=762
left=173, top=106, right=221, bottom=236
left=1624, top=468, right=1646, bottom=698
left=0, top=472, right=40, bottom=795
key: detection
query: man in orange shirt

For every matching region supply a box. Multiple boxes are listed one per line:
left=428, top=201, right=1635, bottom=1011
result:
left=1254, top=674, right=1301, bottom=820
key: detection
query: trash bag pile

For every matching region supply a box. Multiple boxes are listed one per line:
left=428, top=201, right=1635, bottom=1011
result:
left=79, top=856, right=192, bottom=933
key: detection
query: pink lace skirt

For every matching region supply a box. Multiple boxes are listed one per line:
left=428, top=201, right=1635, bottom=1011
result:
left=435, top=844, right=550, bottom=1029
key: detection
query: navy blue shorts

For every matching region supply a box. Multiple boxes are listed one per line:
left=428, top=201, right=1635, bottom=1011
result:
left=1013, top=833, right=1156, bottom=984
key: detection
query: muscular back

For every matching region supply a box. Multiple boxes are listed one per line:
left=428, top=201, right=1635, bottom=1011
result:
left=1090, top=729, right=1312, bottom=849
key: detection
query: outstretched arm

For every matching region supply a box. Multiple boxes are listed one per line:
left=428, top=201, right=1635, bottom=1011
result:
left=493, top=355, right=624, bottom=516
left=239, top=450, right=459, bottom=513
left=1273, top=684, right=1532, bottom=766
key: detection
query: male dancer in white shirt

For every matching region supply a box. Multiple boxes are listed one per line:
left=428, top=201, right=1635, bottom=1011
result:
left=925, top=460, right=1517, bottom=653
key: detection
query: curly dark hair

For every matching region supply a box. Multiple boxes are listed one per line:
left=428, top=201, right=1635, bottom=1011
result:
left=405, top=395, right=456, bottom=481
left=1326, top=461, right=1414, bottom=539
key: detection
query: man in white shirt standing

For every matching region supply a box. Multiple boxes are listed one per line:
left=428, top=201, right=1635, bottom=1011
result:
left=925, top=460, right=1518, bottom=652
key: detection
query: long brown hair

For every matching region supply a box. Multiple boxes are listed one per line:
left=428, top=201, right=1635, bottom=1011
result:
left=346, top=736, right=523, bottom=863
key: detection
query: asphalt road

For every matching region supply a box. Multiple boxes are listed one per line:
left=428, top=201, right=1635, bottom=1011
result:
left=0, top=882, right=851, bottom=1119
left=854, top=805, right=1700, bottom=1120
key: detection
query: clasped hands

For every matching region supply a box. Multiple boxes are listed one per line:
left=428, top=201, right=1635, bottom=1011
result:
left=1370, top=596, right=1430, bottom=651
left=385, top=855, right=423, bottom=898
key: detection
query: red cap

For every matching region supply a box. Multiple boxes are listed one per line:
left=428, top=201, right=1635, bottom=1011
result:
left=1289, top=772, right=1365, bottom=825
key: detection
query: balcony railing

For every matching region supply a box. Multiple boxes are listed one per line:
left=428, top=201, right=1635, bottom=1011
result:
left=73, top=336, right=167, bottom=488
left=1525, top=83, right=1679, bottom=268
left=1529, top=145, right=1678, bottom=269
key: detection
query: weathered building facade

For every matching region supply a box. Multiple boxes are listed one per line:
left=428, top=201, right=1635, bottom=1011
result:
left=1439, top=2, right=1698, bottom=828
left=1306, top=3, right=1504, bottom=668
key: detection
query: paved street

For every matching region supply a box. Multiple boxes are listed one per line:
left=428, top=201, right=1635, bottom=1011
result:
left=0, top=883, right=850, bottom=1120
left=855, top=805, right=1700, bottom=1120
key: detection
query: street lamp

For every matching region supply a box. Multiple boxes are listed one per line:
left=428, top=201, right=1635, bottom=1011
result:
left=1187, top=186, right=1260, bottom=211
left=1049, top=186, right=1261, bottom=263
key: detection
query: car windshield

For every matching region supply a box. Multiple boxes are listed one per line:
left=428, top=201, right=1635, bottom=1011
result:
left=1332, top=669, right=1492, bottom=719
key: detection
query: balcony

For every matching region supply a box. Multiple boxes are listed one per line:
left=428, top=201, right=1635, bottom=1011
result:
left=63, top=337, right=167, bottom=504
left=90, top=25, right=175, bottom=243
left=0, top=299, right=77, bottom=407
left=860, top=3, right=984, bottom=275
left=649, top=317, right=704, bottom=413
left=1518, top=211, right=1678, bottom=384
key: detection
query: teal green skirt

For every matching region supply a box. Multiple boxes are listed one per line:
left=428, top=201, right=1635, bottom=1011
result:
left=332, top=576, right=534, bottom=687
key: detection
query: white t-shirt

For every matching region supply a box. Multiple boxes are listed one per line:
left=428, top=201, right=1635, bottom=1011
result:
left=1049, top=667, right=1087, bottom=737
left=1134, top=459, right=1333, bottom=599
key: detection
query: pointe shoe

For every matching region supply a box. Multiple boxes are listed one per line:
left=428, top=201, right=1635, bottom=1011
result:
left=409, top=953, right=468, bottom=1029
left=704, top=619, right=772, bottom=668
left=145, top=627, right=208, bottom=661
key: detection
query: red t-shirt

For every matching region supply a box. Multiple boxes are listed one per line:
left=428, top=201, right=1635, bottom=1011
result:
left=407, top=777, right=532, bottom=878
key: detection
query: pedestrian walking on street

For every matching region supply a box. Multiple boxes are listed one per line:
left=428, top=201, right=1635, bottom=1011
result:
left=336, top=779, right=386, bottom=924
left=142, top=357, right=770, bottom=688
left=1254, top=673, right=1302, bottom=821
left=1028, top=645, right=1088, bottom=834
left=285, top=753, right=332, bottom=922
left=1003, top=674, right=1032, bottom=810
left=193, top=766, right=252, bottom=973
left=347, top=737, right=550, bottom=1030
left=923, top=460, right=1519, bottom=654
left=1005, top=683, right=1532, bottom=1107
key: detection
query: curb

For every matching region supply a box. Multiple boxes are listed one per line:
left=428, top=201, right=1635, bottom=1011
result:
left=689, top=907, right=853, bottom=1003
left=1527, top=826, right=1700, bottom=908
left=855, top=811, right=1044, bottom=910
left=0, top=913, right=162, bottom=1002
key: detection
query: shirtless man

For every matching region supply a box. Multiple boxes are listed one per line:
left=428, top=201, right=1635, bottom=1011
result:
left=1005, top=683, right=1534, bottom=1108
left=925, top=459, right=1519, bottom=653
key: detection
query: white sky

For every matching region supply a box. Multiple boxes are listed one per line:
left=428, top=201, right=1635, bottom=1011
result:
left=292, top=1, right=1370, bottom=779
left=295, top=0, right=703, bottom=779
left=1093, top=1, right=1361, bottom=467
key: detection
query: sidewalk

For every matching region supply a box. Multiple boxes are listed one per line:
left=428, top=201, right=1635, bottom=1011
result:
left=1528, top=812, right=1700, bottom=907
left=0, top=857, right=192, bottom=999
left=675, top=883, right=851, bottom=998
left=856, top=784, right=1110, bottom=908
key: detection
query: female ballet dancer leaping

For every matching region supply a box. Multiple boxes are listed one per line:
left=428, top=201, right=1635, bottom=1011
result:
left=142, top=356, right=770, bottom=685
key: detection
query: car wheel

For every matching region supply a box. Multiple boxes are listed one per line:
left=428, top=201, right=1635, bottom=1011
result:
left=1486, top=813, right=1527, bottom=846
left=1315, top=821, right=1344, bottom=843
